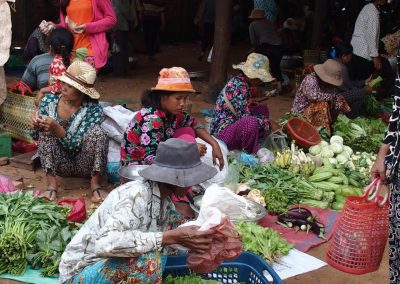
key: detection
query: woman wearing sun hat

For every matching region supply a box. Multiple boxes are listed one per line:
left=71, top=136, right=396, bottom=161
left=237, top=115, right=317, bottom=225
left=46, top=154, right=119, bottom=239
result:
left=292, top=59, right=351, bottom=134
left=29, top=60, right=108, bottom=203
left=210, top=53, right=273, bottom=154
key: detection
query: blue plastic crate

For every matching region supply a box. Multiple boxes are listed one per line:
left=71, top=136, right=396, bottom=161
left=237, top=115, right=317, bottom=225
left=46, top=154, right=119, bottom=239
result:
left=164, top=251, right=282, bottom=284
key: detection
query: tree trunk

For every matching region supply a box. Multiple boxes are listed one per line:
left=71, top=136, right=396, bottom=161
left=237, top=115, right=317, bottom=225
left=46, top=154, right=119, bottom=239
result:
left=311, top=0, right=328, bottom=49
left=206, top=0, right=232, bottom=103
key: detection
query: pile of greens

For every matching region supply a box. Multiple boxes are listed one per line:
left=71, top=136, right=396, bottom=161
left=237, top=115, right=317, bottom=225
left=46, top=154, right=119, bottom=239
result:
left=236, top=221, right=293, bottom=264
left=164, top=275, right=222, bottom=284
left=333, top=115, right=386, bottom=153
left=0, top=191, right=79, bottom=277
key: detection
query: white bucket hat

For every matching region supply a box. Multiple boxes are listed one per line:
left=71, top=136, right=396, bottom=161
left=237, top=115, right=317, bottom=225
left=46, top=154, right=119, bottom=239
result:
left=58, top=61, right=101, bottom=99
left=233, top=53, right=275, bottom=83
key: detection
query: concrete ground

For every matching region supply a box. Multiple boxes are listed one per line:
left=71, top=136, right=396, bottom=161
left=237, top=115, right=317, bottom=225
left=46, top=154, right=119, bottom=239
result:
left=0, top=42, right=389, bottom=283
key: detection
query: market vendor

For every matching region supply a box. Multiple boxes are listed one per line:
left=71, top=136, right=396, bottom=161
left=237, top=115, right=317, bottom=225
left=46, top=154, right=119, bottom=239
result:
left=59, top=139, right=218, bottom=284
left=210, top=52, right=273, bottom=154
left=292, top=59, right=351, bottom=134
left=29, top=60, right=107, bottom=203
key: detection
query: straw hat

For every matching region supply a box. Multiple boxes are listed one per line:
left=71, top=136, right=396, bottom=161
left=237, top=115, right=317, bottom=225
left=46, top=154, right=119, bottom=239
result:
left=313, top=59, right=343, bottom=86
left=152, top=67, right=196, bottom=92
left=58, top=61, right=100, bottom=99
left=139, top=138, right=217, bottom=187
left=232, top=53, right=275, bottom=83
left=283, top=18, right=297, bottom=31
left=249, top=9, right=266, bottom=19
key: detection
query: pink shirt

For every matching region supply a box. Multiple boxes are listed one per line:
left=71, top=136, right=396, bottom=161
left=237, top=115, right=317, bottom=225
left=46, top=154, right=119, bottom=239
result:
left=59, top=0, right=116, bottom=69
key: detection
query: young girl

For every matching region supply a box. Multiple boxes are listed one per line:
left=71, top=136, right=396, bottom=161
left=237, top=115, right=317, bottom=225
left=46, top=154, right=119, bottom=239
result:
left=35, top=27, right=74, bottom=106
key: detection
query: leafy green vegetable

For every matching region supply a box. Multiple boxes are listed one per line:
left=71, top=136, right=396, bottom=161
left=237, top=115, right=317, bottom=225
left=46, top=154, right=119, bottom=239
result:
left=263, top=187, right=289, bottom=214
left=164, top=274, right=222, bottom=284
left=236, top=222, right=293, bottom=264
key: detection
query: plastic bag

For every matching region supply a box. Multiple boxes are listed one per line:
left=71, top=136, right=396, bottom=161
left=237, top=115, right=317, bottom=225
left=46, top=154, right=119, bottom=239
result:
left=223, top=162, right=241, bottom=191
left=58, top=198, right=87, bottom=223
left=0, top=175, right=16, bottom=193
left=12, top=139, right=37, bottom=153
left=261, top=129, right=288, bottom=152
left=256, top=148, right=275, bottom=163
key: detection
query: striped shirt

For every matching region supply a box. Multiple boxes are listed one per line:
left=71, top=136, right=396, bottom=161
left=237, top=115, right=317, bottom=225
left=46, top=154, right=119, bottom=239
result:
left=350, top=3, right=380, bottom=61
left=21, top=53, right=53, bottom=91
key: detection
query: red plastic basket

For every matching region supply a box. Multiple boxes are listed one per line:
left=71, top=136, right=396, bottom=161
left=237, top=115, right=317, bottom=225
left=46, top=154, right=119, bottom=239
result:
left=286, top=117, right=321, bottom=148
left=326, top=178, right=389, bottom=274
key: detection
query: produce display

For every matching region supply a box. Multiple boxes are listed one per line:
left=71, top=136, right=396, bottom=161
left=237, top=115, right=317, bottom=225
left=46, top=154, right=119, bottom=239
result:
left=274, top=142, right=316, bottom=177
left=236, top=221, right=293, bottom=264
left=0, top=192, right=78, bottom=277
left=277, top=207, right=326, bottom=238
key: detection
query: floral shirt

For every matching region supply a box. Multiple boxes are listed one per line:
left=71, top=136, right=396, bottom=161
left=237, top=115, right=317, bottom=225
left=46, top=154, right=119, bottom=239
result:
left=48, top=54, right=67, bottom=94
left=59, top=180, right=174, bottom=283
left=120, top=107, right=202, bottom=166
left=30, top=94, right=103, bottom=155
left=210, top=74, right=269, bottom=135
left=292, top=72, right=349, bottom=114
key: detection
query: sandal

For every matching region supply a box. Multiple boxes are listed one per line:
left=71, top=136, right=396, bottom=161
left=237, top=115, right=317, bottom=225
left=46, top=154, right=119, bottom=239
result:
left=91, top=187, right=108, bottom=203
left=41, top=189, right=57, bottom=201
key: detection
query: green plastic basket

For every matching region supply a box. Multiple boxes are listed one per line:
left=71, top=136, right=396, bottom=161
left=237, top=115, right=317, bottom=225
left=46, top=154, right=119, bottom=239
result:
left=0, top=133, right=12, bottom=157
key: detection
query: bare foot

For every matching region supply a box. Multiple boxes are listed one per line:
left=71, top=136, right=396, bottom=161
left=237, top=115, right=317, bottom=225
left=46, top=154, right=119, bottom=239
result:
left=91, top=188, right=108, bottom=203
left=40, top=189, right=57, bottom=201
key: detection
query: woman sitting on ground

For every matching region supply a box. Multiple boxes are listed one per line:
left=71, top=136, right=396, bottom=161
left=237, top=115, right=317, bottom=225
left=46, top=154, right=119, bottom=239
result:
left=210, top=52, right=273, bottom=154
left=292, top=59, right=351, bottom=134
left=333, top=41, right=372, bottom=118
left=29, top=61, right=108, bottom=203
left=59, top=139, right=219, bottom=284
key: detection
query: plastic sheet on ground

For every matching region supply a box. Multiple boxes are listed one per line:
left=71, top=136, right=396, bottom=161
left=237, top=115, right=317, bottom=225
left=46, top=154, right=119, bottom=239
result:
left=264, top=248, right=326, bottom=281
left=0, top=267, right=58, bottom=284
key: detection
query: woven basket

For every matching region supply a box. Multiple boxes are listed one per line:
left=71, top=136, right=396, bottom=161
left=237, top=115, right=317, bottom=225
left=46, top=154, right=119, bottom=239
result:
left=0, top=91, right=35, bottom=142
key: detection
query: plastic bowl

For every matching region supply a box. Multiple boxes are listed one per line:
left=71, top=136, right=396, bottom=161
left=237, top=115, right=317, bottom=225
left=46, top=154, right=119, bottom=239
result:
left=286, top=117, right=321, bottom=148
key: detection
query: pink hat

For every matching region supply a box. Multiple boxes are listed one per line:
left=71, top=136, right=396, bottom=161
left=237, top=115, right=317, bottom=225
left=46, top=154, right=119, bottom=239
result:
left=152, top=67, right=196, bottom=92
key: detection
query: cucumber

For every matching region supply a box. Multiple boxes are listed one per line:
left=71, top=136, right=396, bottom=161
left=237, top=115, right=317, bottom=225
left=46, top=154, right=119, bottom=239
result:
left=331, top=201, right=344, bottom=211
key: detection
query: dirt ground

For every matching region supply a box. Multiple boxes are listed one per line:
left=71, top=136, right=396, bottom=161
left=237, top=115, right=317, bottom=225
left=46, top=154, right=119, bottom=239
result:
left=0, top=42, right=389, bottom=283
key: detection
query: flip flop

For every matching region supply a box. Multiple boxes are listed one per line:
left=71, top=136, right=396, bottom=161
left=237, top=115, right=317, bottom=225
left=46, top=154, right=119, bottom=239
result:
left=91, top=187, right=108, bottom=203
left=41, top=189, right=57, bottom=201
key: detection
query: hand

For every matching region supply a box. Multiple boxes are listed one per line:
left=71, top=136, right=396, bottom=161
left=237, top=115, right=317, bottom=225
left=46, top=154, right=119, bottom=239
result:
left=34, top=90, right=45, bottom=106
left=370, top=156, right=387, bottom=182
left=197, top=143, right=207, bottom=157
left=74, top=24, right=86, bottom=34
left=28, top=111, right=40, bottom=130
left=212, top=142, right=225, bottom=170
left=36, top=116, right=58, bottom=133
left=172, top=226, right=216, bottom=253
left=373, top=56, right=382, bottom=71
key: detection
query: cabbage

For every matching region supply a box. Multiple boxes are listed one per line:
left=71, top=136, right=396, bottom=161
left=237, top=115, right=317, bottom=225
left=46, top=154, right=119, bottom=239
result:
left=321, top=148, right=334, bottom=158
left=343, top=145, right=353, bottom=156
left=340, top=150, right=351, bottom=159
left=329, top=143, right=344, bottom=154
left=319, top=141, right=329, bottom=148
left=328, top=158, right=338, bottom=166
left=336, top=153, right=349, bottom=164
left=330, top=135, right=344, bottom=145
left=308, top=145, right=321, bottom=155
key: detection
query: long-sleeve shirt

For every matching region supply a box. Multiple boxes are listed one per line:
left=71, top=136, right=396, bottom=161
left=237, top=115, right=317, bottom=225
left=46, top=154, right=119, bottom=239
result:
left=30, top=94, right=103, bottom=155
left=210, top=74, right=269, bottom=135
left=351, top=3, right=380, bottom=61
left=58, top=0, right=116, bottom=69
left=292, top=72, right=347, bottom=114
left=120, top=107, right=202, bottom=166
left=21, top=53, right=53, bottom=91
left=249, top=20, right=282, bottom=47
left=59, top=180, right=174, bottom=283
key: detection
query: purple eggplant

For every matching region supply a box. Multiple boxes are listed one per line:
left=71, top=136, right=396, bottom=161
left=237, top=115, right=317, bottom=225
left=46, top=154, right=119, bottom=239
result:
left=287, top=207, right=312, bottom=220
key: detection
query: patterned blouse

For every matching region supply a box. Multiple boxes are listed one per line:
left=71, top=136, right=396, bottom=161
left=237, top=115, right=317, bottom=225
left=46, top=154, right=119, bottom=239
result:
left=210, top=73, right=269, bottom=135
left=48, top=54, right=67, bottom=94
left=120, top=107, right=202, bottom=166
left=30, top=94, right=103, bottom=155
left=59, top=180, right=174, bottom=283
left=292, top=72, right=348, bottom=114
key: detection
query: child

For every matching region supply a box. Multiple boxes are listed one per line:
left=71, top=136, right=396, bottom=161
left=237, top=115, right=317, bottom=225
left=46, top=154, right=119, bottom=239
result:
left=34, top=27, right=74, bottom=106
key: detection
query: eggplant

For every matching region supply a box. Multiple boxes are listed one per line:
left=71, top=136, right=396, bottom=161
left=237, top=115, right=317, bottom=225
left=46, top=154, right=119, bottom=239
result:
left=287, top=207, right=312, bottom=220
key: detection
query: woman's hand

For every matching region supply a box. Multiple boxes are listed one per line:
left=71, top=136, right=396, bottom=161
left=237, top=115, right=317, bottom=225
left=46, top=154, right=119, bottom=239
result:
left=370, top=144, right=389, bottom=182
left=36, top=116, right=59, bottom=133
left=212, top=142, right=225, bottom=170
left=373, top=56, right=382, bottom=71
left=163, top=226, right=216, bottom=253
left=34, top=90, right=45, bottom=107
left=28, top=111, right=40, bottom=130
left=197, top=143, right=207, bottom=157
left=74, top=24, right=86, bottom=34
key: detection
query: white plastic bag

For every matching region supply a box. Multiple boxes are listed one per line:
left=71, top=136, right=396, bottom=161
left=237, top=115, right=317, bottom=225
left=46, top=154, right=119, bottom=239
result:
left=101, top=106, right=136, bottom=143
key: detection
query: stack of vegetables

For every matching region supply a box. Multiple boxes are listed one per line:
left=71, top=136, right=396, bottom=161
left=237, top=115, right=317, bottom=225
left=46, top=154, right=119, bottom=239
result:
left=0, top=191, right=79, bottom=277
left=308, top=135, right=354, bottom=167
left=332, top=115, right=386, bottom=153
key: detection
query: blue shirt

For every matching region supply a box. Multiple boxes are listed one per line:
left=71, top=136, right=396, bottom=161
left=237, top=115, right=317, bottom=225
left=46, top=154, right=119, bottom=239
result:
left=21, top=53, right=53, bottom=91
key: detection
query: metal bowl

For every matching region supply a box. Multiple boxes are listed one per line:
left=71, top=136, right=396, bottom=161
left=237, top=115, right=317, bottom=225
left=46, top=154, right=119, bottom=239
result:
left=190, top=195, right=267, bottom=222
left=118, top=165, right=149, bottom=181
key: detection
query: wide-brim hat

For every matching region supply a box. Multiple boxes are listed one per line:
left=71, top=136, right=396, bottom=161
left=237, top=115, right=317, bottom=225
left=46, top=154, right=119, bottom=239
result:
left=152, top=67, right=196, bottom=93
left=249, top=9, right=265, bottom=19
left=58, top=60, right=101, bottom=99
left=314, top=59, right=343, bottom=86
left=233, top=53, right=275, bottom=83
left=139, top=138, right=217, bottom=187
